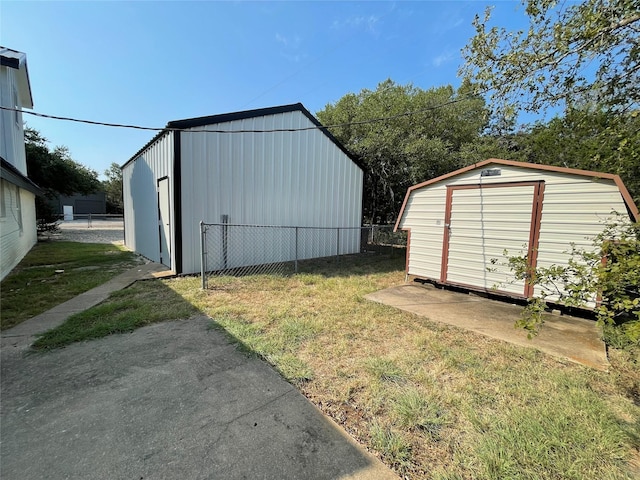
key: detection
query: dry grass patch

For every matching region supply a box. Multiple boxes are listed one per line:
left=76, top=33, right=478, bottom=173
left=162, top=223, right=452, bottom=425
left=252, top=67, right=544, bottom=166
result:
left=167, top=254, right=638, bottom=479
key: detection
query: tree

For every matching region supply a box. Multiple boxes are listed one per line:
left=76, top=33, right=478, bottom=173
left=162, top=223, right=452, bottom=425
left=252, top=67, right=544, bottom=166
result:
left=523, top=108, right=640, bottom=203
left=102, top=163, right=123, bottom=214
left=460, top=0, right=639, bottom=120
left=25, top=127, right=100, bottom=219
left=317, top=80, right=489, bottom=223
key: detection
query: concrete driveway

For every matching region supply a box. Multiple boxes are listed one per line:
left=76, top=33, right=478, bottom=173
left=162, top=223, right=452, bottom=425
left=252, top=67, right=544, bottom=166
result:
left=366, top=283, right=608, bottom=370
left=43, top=219, right=125, bottom=244
left=0, top=317, right=396, bottom=480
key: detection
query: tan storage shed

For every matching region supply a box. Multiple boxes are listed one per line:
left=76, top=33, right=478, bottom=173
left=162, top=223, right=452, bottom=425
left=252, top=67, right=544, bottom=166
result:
left=395, top=159, right=639, bottom=301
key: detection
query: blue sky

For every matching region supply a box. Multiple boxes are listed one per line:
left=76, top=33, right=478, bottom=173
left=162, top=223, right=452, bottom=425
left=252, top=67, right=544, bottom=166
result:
left=1, top=1, right=532, bottom=179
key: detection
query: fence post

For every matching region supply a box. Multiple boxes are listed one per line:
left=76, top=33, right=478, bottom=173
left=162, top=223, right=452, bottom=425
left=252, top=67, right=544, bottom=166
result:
left=221, top=214, right=229, bottom=270
left=88, top=213, right=92, bottom=229
left=336, top=227, right=340, bottom=262
left=200, top=221, right=206, bottom=289
left=294, top=227, right=299, bottom=273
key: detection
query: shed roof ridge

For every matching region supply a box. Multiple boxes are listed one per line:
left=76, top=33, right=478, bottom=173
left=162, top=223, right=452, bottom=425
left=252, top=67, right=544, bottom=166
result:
left=394, top=158, right=638, bottom=231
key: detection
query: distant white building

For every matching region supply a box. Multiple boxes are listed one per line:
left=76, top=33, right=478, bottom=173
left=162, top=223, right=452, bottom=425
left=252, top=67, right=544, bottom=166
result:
left=1, top=47, right=40, bottom=281
left=395, top=159, right=639, bottom=304
left=122, top=103, right=364, bottom=274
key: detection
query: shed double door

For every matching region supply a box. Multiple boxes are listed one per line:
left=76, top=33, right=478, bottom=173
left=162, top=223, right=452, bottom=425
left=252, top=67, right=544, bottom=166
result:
left=440, top=182, right=544, bottom=297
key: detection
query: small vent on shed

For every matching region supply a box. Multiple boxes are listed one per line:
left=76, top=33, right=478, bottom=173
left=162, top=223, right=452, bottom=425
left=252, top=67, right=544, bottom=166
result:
left=481, top=168, right=501, bottom=177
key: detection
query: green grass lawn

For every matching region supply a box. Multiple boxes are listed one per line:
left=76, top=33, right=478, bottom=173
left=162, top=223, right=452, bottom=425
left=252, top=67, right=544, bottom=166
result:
left=32, top=280, right=197, bottom=349
left=22, top=254, right=640, bottom=479
left=0, top=241, right=142, bottom=330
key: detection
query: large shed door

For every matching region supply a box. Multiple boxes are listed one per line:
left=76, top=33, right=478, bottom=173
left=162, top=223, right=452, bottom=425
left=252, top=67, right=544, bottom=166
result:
left=157, top=177, right=171, bottom=268
left=440, top=182, right=544, bottom=297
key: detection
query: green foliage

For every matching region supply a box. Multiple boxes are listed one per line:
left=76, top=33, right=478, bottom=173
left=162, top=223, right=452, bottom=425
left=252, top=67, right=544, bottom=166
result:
left=523, top=108, right=640, bottom=205
left=461, top=0, right=640, bottom=120
left=369, top=421, right=413, bottom=470
left=0, top=242, right=140, bottom=330
left=503, top=216, right=640, bottom=343
left=365, top=357, right=406, bottom=383
left=459, top=0, right=640, bottom=206
left=32, top=280, right=197, bottom=349
left=596, top=222, right=640, bottom=330
left=25, top=127, right=100, bottom=218
left=391, top=388, right=447, bottom=437
left=102, top=162, right=123, bottom=214
left=317, top=79, right=489, bottom=222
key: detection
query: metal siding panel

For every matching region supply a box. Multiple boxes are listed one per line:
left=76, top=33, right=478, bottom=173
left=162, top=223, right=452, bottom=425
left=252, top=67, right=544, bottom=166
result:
left=400, top=185, right=448, bottom=279
left=406, top=229, right=445, bottom=279
left=122, top=132, right=174, bottom=265
left=0, top=67, right=28, bottom=176
left=179, top=110, right=362, bottom=274
left=445, top=185, right=535, bottom=295
left=534, top=177, right=630, bottom=305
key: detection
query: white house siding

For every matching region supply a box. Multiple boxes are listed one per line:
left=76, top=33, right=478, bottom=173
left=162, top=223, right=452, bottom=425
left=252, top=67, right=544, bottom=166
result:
left=1, top=180, right=36, bottom=280
left=122, top=132, right=174, bottom=266
left=179, top=110, right=363, bottom=274
left=398, top=162, right=633, bottom=301
left=0, top=48, right=37, bottom=280
left=0, top=67, right=27, bottom=175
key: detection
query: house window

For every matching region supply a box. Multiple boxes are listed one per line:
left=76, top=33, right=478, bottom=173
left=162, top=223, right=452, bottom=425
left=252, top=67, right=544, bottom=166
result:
left=0, top=181, right=23, bottom=232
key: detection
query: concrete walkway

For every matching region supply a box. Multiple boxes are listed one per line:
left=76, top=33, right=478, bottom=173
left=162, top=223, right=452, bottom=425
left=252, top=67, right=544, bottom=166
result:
left=1, top=262, right=172, bottom=351
left=366, top=283, right=608, bottom=371
left=1, top=264, right=397, bottom=479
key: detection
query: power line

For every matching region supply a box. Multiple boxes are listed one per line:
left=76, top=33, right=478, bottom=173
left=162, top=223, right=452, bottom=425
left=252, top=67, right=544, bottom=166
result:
left=0, top=93, right=480, bottom=134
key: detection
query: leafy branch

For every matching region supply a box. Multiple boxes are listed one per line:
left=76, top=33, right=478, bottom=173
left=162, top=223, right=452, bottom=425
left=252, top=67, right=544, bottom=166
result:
left=495, top=214, right=640, bottom=341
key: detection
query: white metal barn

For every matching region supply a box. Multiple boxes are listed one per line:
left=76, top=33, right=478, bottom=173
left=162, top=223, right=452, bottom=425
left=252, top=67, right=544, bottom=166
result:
left=122, top=103, right=363, bottom=274
left=395, top=159, right=639, bottom=301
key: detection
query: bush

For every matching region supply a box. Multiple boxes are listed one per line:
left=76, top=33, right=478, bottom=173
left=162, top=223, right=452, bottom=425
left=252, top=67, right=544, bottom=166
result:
left=502, top=214, right=639, bottom=346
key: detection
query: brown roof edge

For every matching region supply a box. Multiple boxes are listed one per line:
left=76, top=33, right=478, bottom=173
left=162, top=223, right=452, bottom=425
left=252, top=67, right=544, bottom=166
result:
left=613, top=177, right=639, bottom=222
left=394, top=158, right=639, bottom=231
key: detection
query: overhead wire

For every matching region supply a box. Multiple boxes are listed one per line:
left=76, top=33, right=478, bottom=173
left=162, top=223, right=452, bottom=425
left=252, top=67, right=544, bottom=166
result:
left=0, top=92, right=483, bottom=134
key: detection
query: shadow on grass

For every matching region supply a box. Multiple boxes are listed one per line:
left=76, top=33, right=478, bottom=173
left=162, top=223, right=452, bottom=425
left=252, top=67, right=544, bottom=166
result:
left=28, top=249, right=404, bottom=360
left=22, top=254, right=640, bottom=480
left=32, top=279, right=201, bottom=350
left=1, top=242, right=142, bottom=331
left=297, top=250, right=406, bottom=278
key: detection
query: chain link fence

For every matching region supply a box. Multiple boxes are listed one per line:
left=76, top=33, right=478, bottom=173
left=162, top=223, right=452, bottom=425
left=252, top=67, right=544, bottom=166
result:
left=199, top=222, right=406, bottom=288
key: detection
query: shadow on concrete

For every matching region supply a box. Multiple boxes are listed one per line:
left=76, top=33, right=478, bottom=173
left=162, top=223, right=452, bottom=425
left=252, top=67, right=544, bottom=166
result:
left=1, top=277, right=396, bottom=480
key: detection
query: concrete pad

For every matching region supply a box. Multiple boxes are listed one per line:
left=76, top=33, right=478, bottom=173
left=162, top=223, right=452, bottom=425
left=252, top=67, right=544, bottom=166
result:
left=0, top=317, right=397, bottom=480
left=365, top=283, right=608, bottom=371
